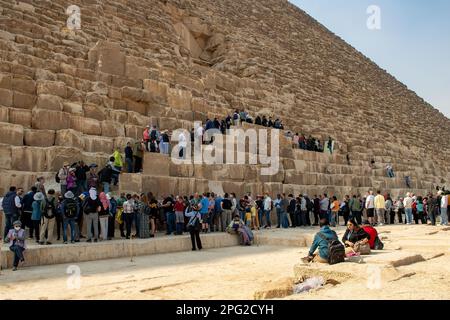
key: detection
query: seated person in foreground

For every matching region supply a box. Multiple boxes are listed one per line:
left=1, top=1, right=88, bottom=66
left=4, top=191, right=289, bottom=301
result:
left=342, top=218, right=371, bottom=255
left=362, top=220, right=383, bottom=250
left=303, top=219, right=339, bottom=263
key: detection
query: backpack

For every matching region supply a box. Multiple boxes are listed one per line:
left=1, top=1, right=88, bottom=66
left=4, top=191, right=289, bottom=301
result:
left=55, top=172, right=61, bottom=183
left=187, top=214, right=201, bottom=232
left=318, top=232, right=345, bottom=265
left=306, top=198, right=313, bottom=211
left=64, top=199, right=78, bottom=219
left=43, top=198, right=57, bottom=219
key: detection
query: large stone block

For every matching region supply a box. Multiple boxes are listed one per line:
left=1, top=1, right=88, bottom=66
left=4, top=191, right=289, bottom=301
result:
left=142, top=153, right=170, bottom=176
left=125, top=124, right=144, bottom=140
left=62, top=101, right=83, bottom=115
left=169, top=162, right=194, bottom=177
left=36, top=94, right=63, bottom=111
left=0, top=144, right=12, bottom=170
left=8, top=108, right=31, bottom=130
left=55, top=129, right=85, bottom=150
left=113, top=137, right=135, bottom=150
left=0, top=88, right=13, bottom=107
left=0, top=122, right=24, bottom=146
left=13, top=91, right=36, bottom=109
left=143, top=79, right=168, bottom=102
left=46, top=147, right=81, bottom=172
left=36, top=80, right=67, bottom=98
left=108, top=109, right=128, bottom=123
left=88, top=41, right=125, bottom=76
left=12, top=78, right=36, bottom=95
left=0, top=106, right=8, bottom=122
left=83, top=103, right=107, bottom=121
left=167, top=88, right=192, bottom=110
left=101, top=120, right=125, bottom=137
left=84, top=135, right=114, bottom=154
left=11, top=146, right=47, bottom=171
left=32, top=109, right=70, bottom=130
left=24, top=129, right=55, bottom=147
left=70, top=115, right=102, bottom=135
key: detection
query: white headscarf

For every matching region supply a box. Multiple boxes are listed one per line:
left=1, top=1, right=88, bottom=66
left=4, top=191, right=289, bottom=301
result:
left=89, top=188, right=97, bottom=200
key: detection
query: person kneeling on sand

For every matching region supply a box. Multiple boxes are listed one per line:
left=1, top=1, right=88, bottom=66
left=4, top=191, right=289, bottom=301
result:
left=342, top=218, right=371, bottom=255
left=302, top=219, right=342, bottom=264
left=362, top=220, right=384, bottom=250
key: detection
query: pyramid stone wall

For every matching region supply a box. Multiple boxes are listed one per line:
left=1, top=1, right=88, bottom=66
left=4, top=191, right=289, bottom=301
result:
left=0, top=0, right=449, bottom=197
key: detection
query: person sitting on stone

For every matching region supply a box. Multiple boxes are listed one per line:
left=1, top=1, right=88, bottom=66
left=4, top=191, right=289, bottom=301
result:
left=261, top=115, right=268, bottom=127
left=7, top=220, right=26, bottom=271
left=302, top=218, right=339, bottom=263
left=255, top=115, right=262, bottom=126
left=342, top=218, right=371, bottom=255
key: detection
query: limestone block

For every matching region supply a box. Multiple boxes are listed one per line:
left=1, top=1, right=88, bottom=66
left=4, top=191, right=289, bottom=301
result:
left=88, top=41, right=125, bottom=76
left=11, top=146, right=47, bottom=171
left=101, top=120, right=125, bottom=137
left=55, top=129, right=85, bottom=150
left=113, top=137, right=135, bottom=151
left=70, top=115, right=102, bottom=136
left=262, top=183, right=284, bottom=198
left=8, top=108, right=32, bottom=128
left=0, top=144, right=12, bottom=170
left=108, top=110, right=128, bottom=123
left=63, top=101, right=83, bottom=115
left=12, top=78, right=36, bottom=95
left=32, top=109, right=70, bottom=130
left=127, top=100, right=147, bottom=115
left=143, top=79, right=168, bottom=102
left=83, top=103, right=107, bottom=121
left=125, top=124, right=144, bottom=140
left=177, top=178, right=197, bottom=196
left=84, top=135, right=114, bottom=154
left=127, top=112, right=153, bottom=127
left=46, top=147, right=81, bottom=172
left=119, top=173, right=143, bottom=194
left=142, top=153, right=170, bottom=176
left=125, top=63, right=149, bottom=81
left=36, top=80, right=67, bottom=98
left=0, top=106, right=8, bottom=122
left=24, top=129, right=55, bottom=147
left=13, top=91, right=36, bottom=109
left=167, top=88, right=192, bottom=111
left=0, top=122, right=24, bottom=146
left=0, top=88, right=13, bottom=107
left=122, top=87, right=143, bottom=101
left=169, top=162, right=194, bottom=177
left=36, top=94, right=63, bottom=111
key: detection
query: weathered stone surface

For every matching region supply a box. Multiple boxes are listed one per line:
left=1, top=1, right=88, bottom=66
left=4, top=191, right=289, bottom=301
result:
left=32, top=109, right=70, bottom=130
left=167, top=88, right=192, bottom=110
left=143, top=79, right=168, bottom=102
left=0, top=106, right=9, bottom=122
left=8, top=108, right=32, bottom=128
left=0, top=144, right=12, bottom=170
left=12, top=78, right=36, bottom=95
left=0, top=88, right=13, bottom=107
left=0, top=122, right=24, bottom=146
left=36, top=80, right=67, bottom=98
left=55, top=129, right=85, bottom=150
left=12, top=91, right=36, bottom=109
left=142, top=153, right=170, bottom=176
left=101, top=120, right=125, bottom=137
left=36, top=94, right=63, bottom=111
left=63, top=102, right=83, bottom=115
left=11, top=147, right=47, bottom=172
left=83, top=103, right=106, bottom=121
left=24, top=129, right=55, bottom=147
left=70, top=115, right=102, bottom=136
left=88, top=41, right=125, bottom=76
left=84, top=135, right=114, bottom=154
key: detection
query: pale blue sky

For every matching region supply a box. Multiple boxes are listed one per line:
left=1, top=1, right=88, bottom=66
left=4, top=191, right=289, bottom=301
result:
left=291, top=0, right=450, bottom=118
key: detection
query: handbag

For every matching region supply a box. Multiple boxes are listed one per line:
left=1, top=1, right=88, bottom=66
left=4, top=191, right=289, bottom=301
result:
left=187, top=213, right=200, bottom=232
left=374, top=236, right=384, bottom=250
left=354, top=241, right=371, bottom=255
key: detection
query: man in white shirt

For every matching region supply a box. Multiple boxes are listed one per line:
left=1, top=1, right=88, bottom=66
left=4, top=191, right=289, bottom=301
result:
left=403, top=192, right=414, bottom=224
left=178, top=131, right=187, bottom=159
left=365, top=190, right=375, bottom=225
left=263, top=193, right=272, bottom=228
left=196, top=125, right=204, bottom=145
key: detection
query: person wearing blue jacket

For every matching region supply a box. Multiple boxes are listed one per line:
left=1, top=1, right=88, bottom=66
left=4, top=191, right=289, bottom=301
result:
left=304, top=219, right=339, bottom=263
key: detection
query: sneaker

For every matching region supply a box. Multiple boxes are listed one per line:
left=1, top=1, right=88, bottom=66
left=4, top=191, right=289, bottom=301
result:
left=71, top=240, right=75, bottom=244
left=63, top=241, right=68, bottom=244
left=94, top=239, right=98, bottom=242
left=12, top=267, right=17, bottom=271
left=86, top=239, right=92, bottom=243
left=46, top=242, right=52, bottom=245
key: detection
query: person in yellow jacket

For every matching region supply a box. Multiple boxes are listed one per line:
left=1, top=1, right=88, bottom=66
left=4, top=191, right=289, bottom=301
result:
left=374, top=190, right=386, bottom=225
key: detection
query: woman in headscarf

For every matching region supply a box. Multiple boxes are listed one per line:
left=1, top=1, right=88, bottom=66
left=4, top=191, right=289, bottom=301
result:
left=98, top=192, right=110, bottom=241
left=84, top=188, right=101, bottom=242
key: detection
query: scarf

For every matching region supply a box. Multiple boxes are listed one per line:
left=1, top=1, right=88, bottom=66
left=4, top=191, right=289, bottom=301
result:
left=99, top=192, right=109, bottom=209
left=89, top=188, right=97, bottom=200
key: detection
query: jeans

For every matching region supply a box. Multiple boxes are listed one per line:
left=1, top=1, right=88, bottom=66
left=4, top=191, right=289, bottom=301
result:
left=166, top=212, right=176, bottom=235
left=258, top=209, right=264, bottom=227
left=405, top=208, right=413, bottom=224
left=10, top=245, right=25, bottom=267
left=351, top=211, right=362, bottom=225
left=281, top=211, right=289, bottom=228
left=276, top=207, right=282, bottom=227
left=160, top=142, right=169, bottom=155
left=63, top=218, right=76, bottom=242
left=103, top=182, right=110, bottom=194
left=330, top=212, right=337, bottom=227
left=126, top=157, right=133, bottom=173
left=440, top=207, right=448, bottom=225
left=264, top=210, right=271, bottom=227
left=3, top=213, right=17, bottom=241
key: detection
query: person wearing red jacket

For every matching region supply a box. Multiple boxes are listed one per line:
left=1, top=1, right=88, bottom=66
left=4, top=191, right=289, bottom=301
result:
left=362, top=220, right=378, bottom=249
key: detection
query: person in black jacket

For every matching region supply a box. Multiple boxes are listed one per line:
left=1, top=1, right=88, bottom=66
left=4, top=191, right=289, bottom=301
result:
left=21, top=186, right=37, bottom=238
left=75, top=161, right=89, bottom=194
left=342, top=218, right=370, bottom=254
left=98, top=164, right=113, bottom=194
left=287, top=195, right=296, bottom=228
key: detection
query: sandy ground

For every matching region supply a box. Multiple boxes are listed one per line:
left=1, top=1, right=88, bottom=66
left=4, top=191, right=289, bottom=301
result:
left=0, top=225, right=449, bottom=300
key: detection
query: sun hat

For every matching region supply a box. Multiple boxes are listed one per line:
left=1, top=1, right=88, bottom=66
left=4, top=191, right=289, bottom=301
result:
left=64, top=191, right=75, bottom=199
left=33, top=192, right=45, bottom=201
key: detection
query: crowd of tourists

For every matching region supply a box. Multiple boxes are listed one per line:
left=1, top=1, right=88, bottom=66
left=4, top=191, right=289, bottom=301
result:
left=140, top=109, right=333, bottom=157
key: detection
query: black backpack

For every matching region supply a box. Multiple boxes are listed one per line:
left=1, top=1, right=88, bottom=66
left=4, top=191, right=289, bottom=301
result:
left=318, top=232, right=345, bottom=265
left=150, top=130, right=157, bottom=141
left=43, top=198, right=57, bottom=219
left=55, top=172, right=60, bottom=183
left=64, top=199, right=78, bottom=218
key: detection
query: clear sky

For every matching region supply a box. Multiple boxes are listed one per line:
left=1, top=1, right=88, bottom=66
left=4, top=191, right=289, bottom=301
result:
left=291, top=0, right=450, bottom=119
